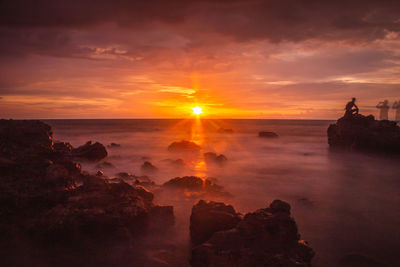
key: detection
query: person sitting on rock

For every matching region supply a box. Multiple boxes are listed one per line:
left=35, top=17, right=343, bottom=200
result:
left=376, top=100, right=390, bottom=120
left=344, top=97, right=359, bottom=117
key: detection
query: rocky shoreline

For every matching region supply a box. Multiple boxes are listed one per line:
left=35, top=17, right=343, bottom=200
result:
left=0, top=119, right=314, bottom=266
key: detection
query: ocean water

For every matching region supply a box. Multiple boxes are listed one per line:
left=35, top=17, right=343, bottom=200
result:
left=45, top=119, right=400, bottom=267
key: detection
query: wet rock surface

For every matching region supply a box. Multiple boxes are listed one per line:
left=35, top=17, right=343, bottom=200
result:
left=259, top=131, right=279, bottom=138
left=168, top=140, right=201, bottom=153
left=190, top=200, right=242, bottom=246
left=328, top=114, right=400, bottom=154
left=0, top=119, right=174, bottom=265
left=190, top=199, right=314, bottom=267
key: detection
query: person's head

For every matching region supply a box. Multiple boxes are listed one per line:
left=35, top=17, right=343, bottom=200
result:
left=352, top=97, right=356, bottom=102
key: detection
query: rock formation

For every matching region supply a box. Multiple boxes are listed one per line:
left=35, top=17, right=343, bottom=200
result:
left=190, top=199, right=314, bottom=267
left=190, top=200, right=242, bottom=246
left=168, top=140, right=201, bottom=153
left=141, top=161, right=158, bottom=173
left=328, top=114, right=400, bottom=154
left=0, top=119, right=174, bottom=263
left=162, top=176, right=230, bottom=197
left=204, top=152, right=228, bottom=166
left=72, top=141, right=108, bottom=161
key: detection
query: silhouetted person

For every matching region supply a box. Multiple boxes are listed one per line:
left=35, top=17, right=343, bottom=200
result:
left=376, top=100, right=390, bottom=120
left=344, top=97, right=359, bottom=117
left=393, top=100, right=400, bottom=122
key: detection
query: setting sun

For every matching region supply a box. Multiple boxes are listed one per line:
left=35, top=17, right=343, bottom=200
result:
left=191, top=106, right=203, bottom=115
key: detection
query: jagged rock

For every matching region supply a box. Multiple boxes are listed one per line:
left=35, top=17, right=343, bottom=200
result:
left=0, top=119, right=174, bottom=261
left=191, top=200, right=314, bottom=267
left=328, top=114, right=400, bottom=154
left=190, top=200, right=242, bottom=246
left=204, top=152, right=228, bottom=165
left=107, top=142, right=121, bottom=148
left=259, top=131, right=279, bottom=138
left=168, top=140, right=201, bottom=153
left=141, top=161, right=158, bottom=173
left=72, top=141, right=108, bottom=161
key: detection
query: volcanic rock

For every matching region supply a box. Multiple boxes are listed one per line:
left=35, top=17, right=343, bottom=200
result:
left=259, top=131, right=279, bottom=138
left=72, top=141, right=108, bottom=161
left=168, top=140, right=201, bottom=153
left=327, top=114, right=400, bottom=154
left=190, top=200, right=242, bottom=246
left=191, top=199, right=314, bottom=267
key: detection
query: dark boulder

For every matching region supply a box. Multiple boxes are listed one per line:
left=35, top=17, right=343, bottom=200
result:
left=72, top=141, right=108, bottom=161
left=141, top=161, right=158, bottom=173
left=328, top=114, right=400, bottom=154
left=191, top=200, right=314, bottom=267
left=204, top=152, right=228, bottom=165
left=168, top=140, right=201, bottom=153
left=259, top=131, right=279, bottom=138
left=190, top=200, right=242, bottom=246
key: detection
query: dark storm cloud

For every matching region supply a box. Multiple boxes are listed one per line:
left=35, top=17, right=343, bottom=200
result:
left=1, top=0, right=399, bottom=43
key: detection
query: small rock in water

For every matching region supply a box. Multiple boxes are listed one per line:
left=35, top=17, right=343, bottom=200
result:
left=168, top=140, right=201, bottom=153
left=258, top=131, right=279, bottom=138
left=141, top=161, right=158, bottom=173
left=107, top=142, right=121, bottom=148
left=204, top=152, right=228, bottom=165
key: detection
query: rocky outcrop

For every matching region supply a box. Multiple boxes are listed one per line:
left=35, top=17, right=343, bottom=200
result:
left=141, top=161, right=158, bottom=173
left=0, top=119, right=174, bottom=258
left=328, top=114, right=400, bottom=154
left=168, top=140, right=201, bottom=153
left=72, top=141, right=108, bottom=161
left=162, top=176, right=230, bottom=197
left=190, top=199, right=314, bottom=267
left=204, top=152, right=228, bottom=165
left=190, top=200, right=242, bottom=246
left=259, top=131, right=279, bottom=138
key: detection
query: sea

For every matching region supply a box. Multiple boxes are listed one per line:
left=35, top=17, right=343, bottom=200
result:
left=45, top=119, right=400, bottom=267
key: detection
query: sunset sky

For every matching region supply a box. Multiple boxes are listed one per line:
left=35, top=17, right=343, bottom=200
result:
left=1, top=0, right=399, bottom=119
